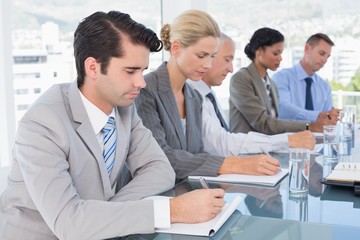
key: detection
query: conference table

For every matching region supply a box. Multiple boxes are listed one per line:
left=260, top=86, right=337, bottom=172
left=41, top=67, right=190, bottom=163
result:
left=119, top=130, right=360, bottom=240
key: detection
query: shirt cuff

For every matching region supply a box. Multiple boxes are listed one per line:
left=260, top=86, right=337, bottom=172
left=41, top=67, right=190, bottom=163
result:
left=153, top=198, right=171, bottom=229
left=270, top=133, right=289, bottom=152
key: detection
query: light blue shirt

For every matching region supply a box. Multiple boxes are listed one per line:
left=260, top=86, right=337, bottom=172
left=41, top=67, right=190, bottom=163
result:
left=272, top=62, right=333, bottom=122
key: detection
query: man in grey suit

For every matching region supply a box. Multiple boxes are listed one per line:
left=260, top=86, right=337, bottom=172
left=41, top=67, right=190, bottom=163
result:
left=0, top=11, right=225, bottom=240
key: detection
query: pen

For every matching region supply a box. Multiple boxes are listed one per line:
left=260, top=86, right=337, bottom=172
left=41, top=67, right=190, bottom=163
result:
left=260, top=146, right=271, bottom=158
left=259, top=198, right=268, bottom=208
left=199, top=177, right=209, bottom=189
left=327, top=113, right=331, bottom=120
left=260, top=146, right=281, bottom=173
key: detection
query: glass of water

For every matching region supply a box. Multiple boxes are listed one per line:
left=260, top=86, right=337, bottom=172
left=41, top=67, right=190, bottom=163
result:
left=338, top=111, right=352, bottom=162
left=288, top=148, right=310, bottom=196
left=323, top=125, right=339, bottom=163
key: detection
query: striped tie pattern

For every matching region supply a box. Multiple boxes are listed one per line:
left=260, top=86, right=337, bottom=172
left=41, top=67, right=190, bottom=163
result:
left=103, top=117, right=116, bottom=174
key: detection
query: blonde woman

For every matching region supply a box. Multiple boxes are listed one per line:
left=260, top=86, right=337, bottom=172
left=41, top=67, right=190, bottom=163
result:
left=136, top=10, right=280, bottom=183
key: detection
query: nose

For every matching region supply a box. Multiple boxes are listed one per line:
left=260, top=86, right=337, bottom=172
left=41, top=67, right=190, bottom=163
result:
left=228, top=63, right=234, bottom=73
left=321, top=56, right=328, bottom=64
left=133, top=74, right=146, bottom=89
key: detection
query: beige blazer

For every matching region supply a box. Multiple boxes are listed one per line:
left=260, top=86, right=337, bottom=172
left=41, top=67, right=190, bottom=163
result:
left=0, top=81, right=175, bottom=240
left=229, top=62, right=307, bottom=134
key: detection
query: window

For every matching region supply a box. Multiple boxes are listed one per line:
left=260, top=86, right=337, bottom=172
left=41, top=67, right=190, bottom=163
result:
left=33, top=88, right=41, bottom=94
left=208, top=0, right=360, bottom=110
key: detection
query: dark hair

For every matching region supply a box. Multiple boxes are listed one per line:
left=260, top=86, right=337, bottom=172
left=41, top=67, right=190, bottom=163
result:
left=306, top=33, right=335, bottom=47
left=244, top=27, right=284, bottom=60
left=74, top=11, right=163, bottom=87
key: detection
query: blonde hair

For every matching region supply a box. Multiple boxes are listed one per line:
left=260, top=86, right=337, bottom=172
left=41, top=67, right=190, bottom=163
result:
left=160, top=10, right=221, bottom=51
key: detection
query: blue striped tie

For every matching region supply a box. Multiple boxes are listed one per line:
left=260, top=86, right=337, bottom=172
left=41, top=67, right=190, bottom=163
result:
left=103, top=117, right=116, bottom=174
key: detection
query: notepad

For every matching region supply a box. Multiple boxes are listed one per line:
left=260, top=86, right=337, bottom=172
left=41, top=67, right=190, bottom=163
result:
left=324, top=162, right=360, bottom=184
left=156, top=195, right=242, bottom=237
left=189, top=169, right=288, bottom=187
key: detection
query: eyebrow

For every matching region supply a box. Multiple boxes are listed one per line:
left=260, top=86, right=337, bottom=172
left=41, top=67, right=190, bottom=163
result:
left=124, top=66, right=148, bottom=70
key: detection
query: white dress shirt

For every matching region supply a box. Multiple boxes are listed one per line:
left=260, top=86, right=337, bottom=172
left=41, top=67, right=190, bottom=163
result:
left=79, top=90, right=170, bottom=229
left=188, top=80, right=290, bottom=156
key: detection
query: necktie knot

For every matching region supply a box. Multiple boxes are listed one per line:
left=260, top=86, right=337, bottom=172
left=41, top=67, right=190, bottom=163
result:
left=206, top=92, right=216, bottom=103
left=206, top=92, right=229, bottom=131
left=103, top=117, right=116, bottom=174
left=305, top=77, right=313, bottom=86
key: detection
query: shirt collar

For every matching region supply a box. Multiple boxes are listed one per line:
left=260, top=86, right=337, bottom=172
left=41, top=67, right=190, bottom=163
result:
left=295, top=62, right=318, bottom=84
left=187, top=79, right=211, bottom=98
left=79, top=89, right=115, bottom=136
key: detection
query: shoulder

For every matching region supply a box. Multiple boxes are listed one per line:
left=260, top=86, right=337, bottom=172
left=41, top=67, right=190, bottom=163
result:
left=28, top=83, right=70, bottom=113
left=144, top=62, right=169, bottom=92
left=272, top=67, right=294, bottom=82
left=231, top=67, right=249, bottom=81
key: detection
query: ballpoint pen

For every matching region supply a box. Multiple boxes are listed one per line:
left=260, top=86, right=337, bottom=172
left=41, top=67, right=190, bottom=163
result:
left=327, top=113, right=331, bottom=120
left=259, top=146, right=271, bottom=158
left=199, top=177, right=209, bottom=189
left=260, top=147, right=281, bottom=172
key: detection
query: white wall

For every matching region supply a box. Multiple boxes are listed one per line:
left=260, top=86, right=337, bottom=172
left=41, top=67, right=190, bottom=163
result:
left=0, top=167, right=10, bottom=194
left=0, top=0, right=16, bottom=168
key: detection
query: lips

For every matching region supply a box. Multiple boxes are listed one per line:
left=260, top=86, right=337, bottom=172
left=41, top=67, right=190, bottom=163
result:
left=128, top=92, right=139, bottom=98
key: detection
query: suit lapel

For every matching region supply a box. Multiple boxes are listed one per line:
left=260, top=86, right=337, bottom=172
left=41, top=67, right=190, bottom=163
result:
left=269, top=80, right=279, bottom=117
left=248, top=63, right=273, bottom=115
left=67, top=82, right=111, bottom=195
left=157, top=63, right=187, bottom=149
left=184, top=83, right=202, bottom=153
left=110, top=107, right=129, bottom=186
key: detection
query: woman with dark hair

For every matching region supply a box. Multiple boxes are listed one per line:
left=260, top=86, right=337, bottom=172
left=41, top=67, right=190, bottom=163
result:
left=229, top=27, right=325, bottom=134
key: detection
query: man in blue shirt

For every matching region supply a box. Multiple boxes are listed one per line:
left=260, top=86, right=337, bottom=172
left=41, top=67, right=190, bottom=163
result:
left=273, top=33, right=339, bottom=123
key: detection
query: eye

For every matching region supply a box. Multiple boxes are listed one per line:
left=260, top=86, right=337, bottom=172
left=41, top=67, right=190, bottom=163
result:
left=126, top=69, right=135, bottom=75
left=197, top=54, right=205, bottom=59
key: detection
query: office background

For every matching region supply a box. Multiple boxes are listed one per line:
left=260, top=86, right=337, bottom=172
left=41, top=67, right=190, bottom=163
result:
left=1, top=0, right=360, bottom=193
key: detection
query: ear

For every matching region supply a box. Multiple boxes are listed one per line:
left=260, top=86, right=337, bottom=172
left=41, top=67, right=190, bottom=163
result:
left=304, top=43, right=312, bottom=53
left=255, top=47, right=263, bottom=58
left=171, top=40, right=181, bottom=57
left=84, top=57, right=99, bottom=79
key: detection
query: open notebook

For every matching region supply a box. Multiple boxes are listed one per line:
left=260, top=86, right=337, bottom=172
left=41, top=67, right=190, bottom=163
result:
left=189, top=169, right=288, bottom=187
left=155, top=195, right=242, bottom=237
left=323, top=162, right=360, bottom=187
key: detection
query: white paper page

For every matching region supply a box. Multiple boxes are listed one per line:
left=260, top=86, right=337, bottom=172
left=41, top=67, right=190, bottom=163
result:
left=189, top=168, right=288, bottom=186
left=327, top=163, right=360, bottom=182
left=156, top=195, right=242, bottom=236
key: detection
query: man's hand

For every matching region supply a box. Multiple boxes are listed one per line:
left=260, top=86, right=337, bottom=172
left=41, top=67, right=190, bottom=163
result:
left=288, top=130, right=316, bottom=150
left=170, top=189, right=225, bottom=224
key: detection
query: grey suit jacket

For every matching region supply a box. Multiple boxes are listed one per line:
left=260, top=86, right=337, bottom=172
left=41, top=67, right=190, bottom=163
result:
left=135, top=62, right=224, bottom=182
left=0, top=81, right=175, bottom=240
left=229, top=62, right=307, bottom=134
